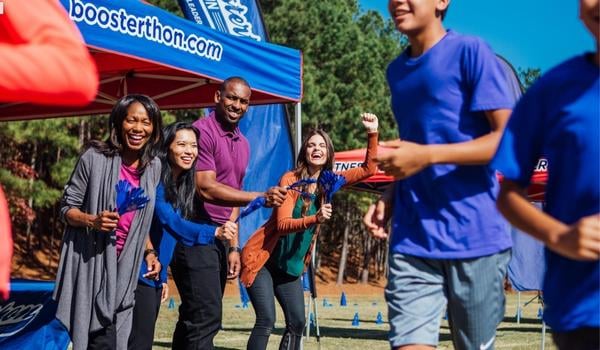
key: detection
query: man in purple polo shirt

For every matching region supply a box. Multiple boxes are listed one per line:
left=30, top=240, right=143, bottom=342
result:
left=170, top=76, right=287, bottom=350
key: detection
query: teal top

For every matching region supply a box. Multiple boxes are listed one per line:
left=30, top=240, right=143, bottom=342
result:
left=270, top=197, right=317, bottom=276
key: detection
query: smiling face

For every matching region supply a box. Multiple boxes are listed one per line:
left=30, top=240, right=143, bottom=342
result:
left=306, top=134, right=328, bottom=170
left=121, top=101, right=153, bottom=153
left=214, top=80, right=251, bottom=127
left=168, top=129, right=198, bottom=178
left=388, top=0, right=449, bottom=36
left=580, top=0, right=600, bottom=44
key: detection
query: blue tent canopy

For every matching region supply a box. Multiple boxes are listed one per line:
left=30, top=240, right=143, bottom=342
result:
left=0, top=0, right=302, bottom=120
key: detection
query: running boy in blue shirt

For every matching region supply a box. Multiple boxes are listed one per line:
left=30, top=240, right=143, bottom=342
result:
left=364, top=0, right=514, bottom=349
left=492, top=0, right=600, bottom=348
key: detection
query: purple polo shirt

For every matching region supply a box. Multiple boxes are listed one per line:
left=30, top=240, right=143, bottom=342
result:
left=193, top=111, right=250, bottom=224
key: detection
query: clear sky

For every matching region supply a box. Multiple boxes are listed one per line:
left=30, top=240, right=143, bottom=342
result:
left=359, top=0, right=595, bottom=72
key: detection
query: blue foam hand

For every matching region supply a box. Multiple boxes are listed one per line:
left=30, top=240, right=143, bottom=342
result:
left=319, top=170, right=346, bottom=203
left=236, top=196, right=266, bottom=223
left=115, top=179, right=132, bottom=212
left=117, top=185, right=150, bottom=215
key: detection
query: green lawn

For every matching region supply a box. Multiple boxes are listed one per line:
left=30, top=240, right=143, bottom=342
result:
left=152, top=291, right=554, bottom=349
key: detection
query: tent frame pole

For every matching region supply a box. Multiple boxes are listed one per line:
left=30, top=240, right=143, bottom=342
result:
left=294, top=103, right=302, bottom=159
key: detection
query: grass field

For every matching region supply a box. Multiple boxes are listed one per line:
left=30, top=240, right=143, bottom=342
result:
left=152, top=292, right=555, bottom=349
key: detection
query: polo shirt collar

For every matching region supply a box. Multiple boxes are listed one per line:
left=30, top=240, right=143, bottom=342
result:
left=209, top=111, right=241, bottom=139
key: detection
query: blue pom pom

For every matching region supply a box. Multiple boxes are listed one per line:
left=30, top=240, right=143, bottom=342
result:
left=236, top=196, right=267, bottom=222
left=115, top=180, right=132, bottom=211
left=319, top=170, right=346, bottom=203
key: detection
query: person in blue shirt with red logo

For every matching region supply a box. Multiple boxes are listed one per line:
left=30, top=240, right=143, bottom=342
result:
left=493, top=0, right=600, bottom=348
left=128, top=122, right=237, bottom=350
left=363, top=1, right=514, bottom=349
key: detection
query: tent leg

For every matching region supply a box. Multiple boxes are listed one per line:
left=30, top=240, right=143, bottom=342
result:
left=541, top=321, right=546, bottom=350
left=294, top=103, right=302, bottom=160
left=305, top=290, right=312, bottom=340
left=313, top=295, right=321, bottom=349
left=517, top=291, right=521, bottom=324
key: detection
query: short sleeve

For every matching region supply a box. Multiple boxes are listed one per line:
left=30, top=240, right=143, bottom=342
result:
left=492, top=82, right=545, bottom=187
left=464, top=39, right=513, bottom=111
left=195, top=120, right=217, bottom=172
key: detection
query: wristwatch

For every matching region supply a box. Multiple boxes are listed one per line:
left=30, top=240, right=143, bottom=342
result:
left=144, top=248, right=158, bottom=258
left=228, top=246, right=241, bottom=254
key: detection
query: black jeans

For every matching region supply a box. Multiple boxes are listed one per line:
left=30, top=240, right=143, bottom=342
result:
left=128, top=282, right=163, bottom=350
left=553, top=327, right=600, bottom=350
left=246, top=263, right=305, bottom=350
left=170, top=241, right=227, bottom=350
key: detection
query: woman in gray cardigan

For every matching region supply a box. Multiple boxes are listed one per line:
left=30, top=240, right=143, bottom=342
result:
left=53, top=94, right=163, bottom=350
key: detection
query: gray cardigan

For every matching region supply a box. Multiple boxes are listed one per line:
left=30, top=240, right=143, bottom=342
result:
left=53, top=148, right=160, bottom=350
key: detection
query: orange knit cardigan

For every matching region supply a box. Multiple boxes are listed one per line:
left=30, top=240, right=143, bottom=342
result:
left=240, top=132, right=378, bottom=287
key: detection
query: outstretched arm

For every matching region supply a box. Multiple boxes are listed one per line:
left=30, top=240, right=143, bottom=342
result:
left=195, top=170, right=287, bottom=208
left=340, top=113, right=379, bottom=185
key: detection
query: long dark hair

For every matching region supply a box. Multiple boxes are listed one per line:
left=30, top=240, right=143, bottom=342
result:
left=89, top=94, right=163, bottom=172
left=160, top=122, right=200, bottom=219
left=293, top=128, right=335, bottom=212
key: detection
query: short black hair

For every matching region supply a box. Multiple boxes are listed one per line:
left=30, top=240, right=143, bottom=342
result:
left=220, top=76, right=251, bottom=93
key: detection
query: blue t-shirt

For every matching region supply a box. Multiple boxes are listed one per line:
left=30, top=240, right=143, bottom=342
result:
left=492, top=54, right=600, bottom=331
left=387, top=30, right=514, bottom=259
left=138, top=183, right=216, bottom=287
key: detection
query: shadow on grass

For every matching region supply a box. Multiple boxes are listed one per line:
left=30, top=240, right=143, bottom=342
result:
left=218, top=324, right=387, bottom=341
left=153, top=340, right=241, bottom=350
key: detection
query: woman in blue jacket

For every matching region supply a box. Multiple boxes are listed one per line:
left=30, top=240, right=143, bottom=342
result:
left=128, top=122, right=237, bottom=350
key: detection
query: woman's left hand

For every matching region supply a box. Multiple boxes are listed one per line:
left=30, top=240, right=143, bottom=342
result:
left=143, top=253, right=161, bottom=281
left=361, top=112, right=378, bottom=133
left=227, top=251, right=241, bottom=279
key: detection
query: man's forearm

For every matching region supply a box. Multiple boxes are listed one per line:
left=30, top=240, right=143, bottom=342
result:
left=196, top=182, right=260, bottom=207
left=229, top=207, right=240, bottom=248
left=427, top=130, right=504, bottom=166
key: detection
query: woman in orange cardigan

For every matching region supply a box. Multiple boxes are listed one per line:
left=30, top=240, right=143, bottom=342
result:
left=241, top=113, right=378, bottom=350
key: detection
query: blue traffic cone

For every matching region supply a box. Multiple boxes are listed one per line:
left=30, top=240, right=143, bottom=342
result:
left=239, top=281, right=250, bottom=308
left=309, top=312, right=315, bottom=327
left=168, top=297, right=175, bottom=309
left=375, top=312, right=384, bottom=325
left=340, top=292, right=347, bottom=306
left=352, top=312, right=360, bottom=326
left=537, top=307, right=543, bottom=319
